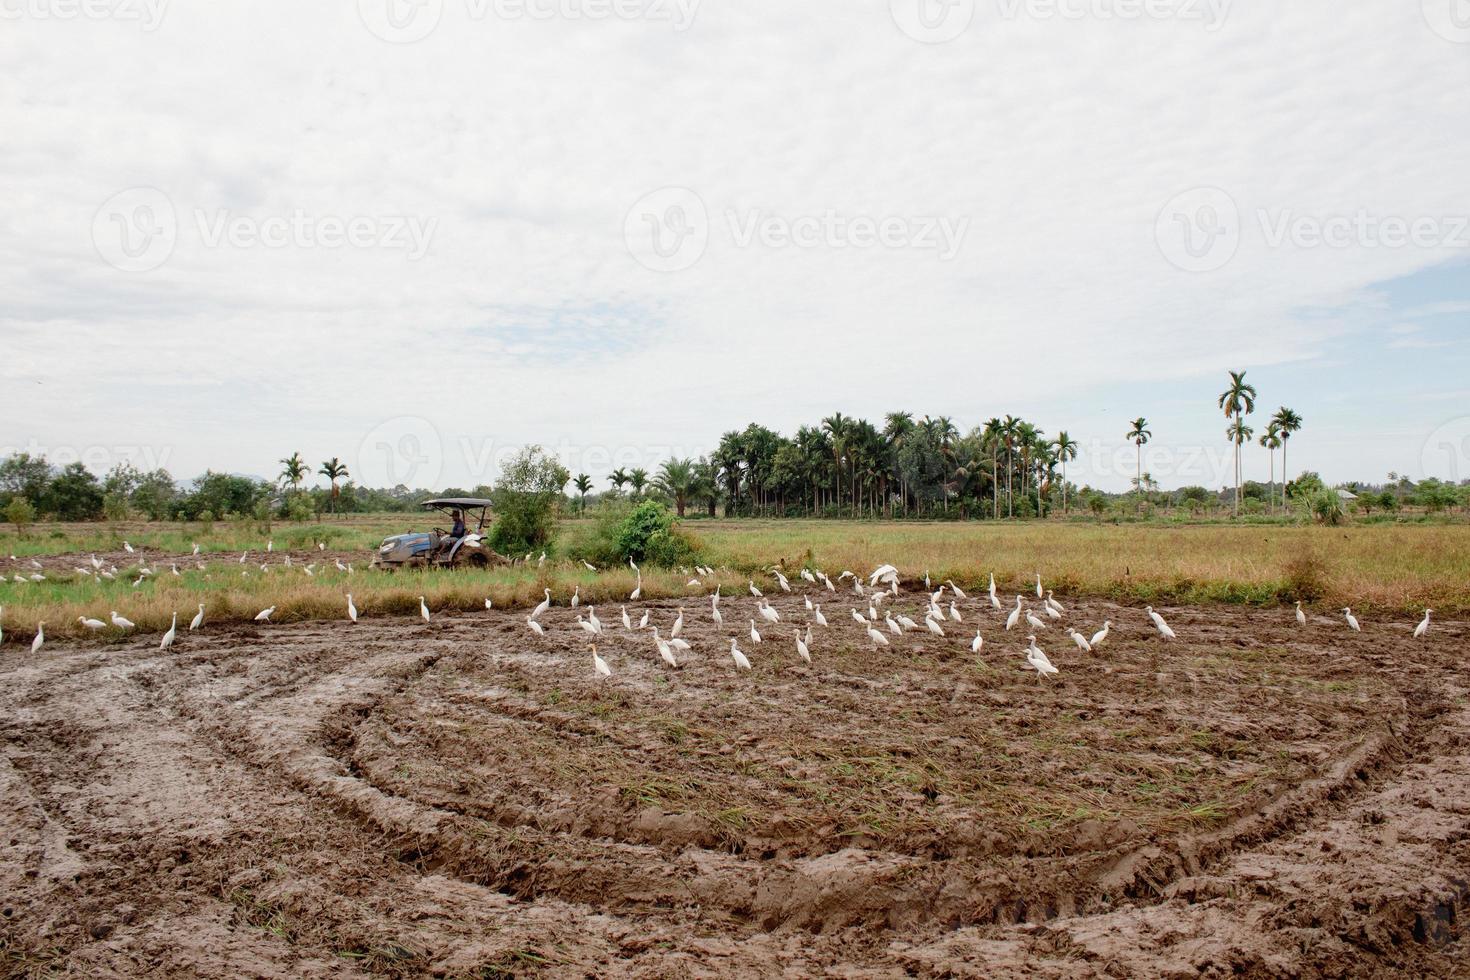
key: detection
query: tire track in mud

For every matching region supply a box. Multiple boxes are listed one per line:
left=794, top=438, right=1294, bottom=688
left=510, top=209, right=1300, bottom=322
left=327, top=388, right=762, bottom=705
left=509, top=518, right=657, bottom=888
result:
left=4, top=599, right=1468, bottom=976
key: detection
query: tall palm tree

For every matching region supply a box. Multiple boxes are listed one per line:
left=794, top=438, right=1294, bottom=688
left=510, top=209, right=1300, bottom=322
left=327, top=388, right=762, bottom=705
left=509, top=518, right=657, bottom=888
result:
left=1271, top=407, right=1303, bottom=503
left=318, top=457, right=349, bottom=513
left=1258, top=424, right=1282, bottom=513
left=628, top=468, right=649, bottom=499
left=1126, top=418, right=1151, bottom=513
left=572, top=473, right=593, bottom=513
left=656, top=458, right=695, bottom=516
left=1227, top=418, right=1255, bottom=506
left=883, top=412, right=915, bottom=516
left=1001, top=415, right=1021, bottom=518
left=279, top=452, right=306, bottom=493
left=821, top=413, right=851, bottom=515
left=1053, top=432, right=1078, bottom=515
left=1218, top=370, right=1258, bottom=517
left=983, top=418, right=1004, bottom=519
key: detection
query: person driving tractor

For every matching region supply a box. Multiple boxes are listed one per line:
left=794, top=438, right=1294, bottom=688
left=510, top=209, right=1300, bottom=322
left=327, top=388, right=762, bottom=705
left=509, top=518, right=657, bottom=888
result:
left=439, top=509, right=466, bottom=554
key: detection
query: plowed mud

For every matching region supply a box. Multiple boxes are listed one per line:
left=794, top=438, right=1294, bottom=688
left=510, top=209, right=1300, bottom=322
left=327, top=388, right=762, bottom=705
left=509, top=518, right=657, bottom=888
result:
left=3, top=589, right=1467, bottom=977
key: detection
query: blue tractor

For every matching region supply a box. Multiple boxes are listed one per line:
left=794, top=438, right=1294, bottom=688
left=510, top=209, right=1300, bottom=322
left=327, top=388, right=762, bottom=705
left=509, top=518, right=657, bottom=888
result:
left=371, top=497, right=506, bottom=570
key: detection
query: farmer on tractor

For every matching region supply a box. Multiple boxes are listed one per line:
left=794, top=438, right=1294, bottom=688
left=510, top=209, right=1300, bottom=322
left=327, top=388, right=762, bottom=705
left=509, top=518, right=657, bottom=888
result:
left=438, top=509, right=467, bottom=555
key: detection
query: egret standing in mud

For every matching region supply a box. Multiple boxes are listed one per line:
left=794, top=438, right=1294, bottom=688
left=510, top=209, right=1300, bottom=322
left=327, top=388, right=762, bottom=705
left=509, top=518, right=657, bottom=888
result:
left=1342, top=607, right=1361, bottom=632
left=1146, top=606, right=1176, bottom=639
left=346, top=595, right=357, bottom=623
left=31, top=622, right=44, bottom=654
left=1024, top=636, right=1059, bottom=681
left=527, top=617, right=544, bottom=636
left=79, top=616, right=106, bottom=631
left=1090, top=621, right=1111, bottom=649
left=971, top=628, right=984, bottom=654
left=1006, top=597, right=1023, bottom=631
left=591, top=643, right=612, bottom=678
left=531, top=588, right=551, bottom=621
left=1414, top=609, right=1431, bottom=639
left=111, top=610, right=136, bottom=630
left=190, top=603, right=205, bottom=631
left=160, top=613, right=177, bottom=650
left=1296, top=601, right=1307, bottom=626
left=418, top=596, right=431, bottom=624
left=795, top=630, right=811, bottom=663
left=730, top=637, right=752, bottom=671
left=255, top=606, right=274, bottom=622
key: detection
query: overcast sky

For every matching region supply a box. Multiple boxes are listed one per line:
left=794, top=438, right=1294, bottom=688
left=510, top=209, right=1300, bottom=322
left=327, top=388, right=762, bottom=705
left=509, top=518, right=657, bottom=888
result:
left=4, top=0, right=1469, bottom=493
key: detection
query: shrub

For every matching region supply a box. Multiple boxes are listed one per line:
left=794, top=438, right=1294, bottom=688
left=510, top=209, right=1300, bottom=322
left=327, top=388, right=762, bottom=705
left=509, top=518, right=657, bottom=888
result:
left=1281, top=548, right=1328, bottom=602
left=1309, top=489, right=1345, bottom=526
left=563, top=500, right=697, bottom=567
left=488, top=446, right=570, bottom=557
left=5, top=496, right=36, bottom=534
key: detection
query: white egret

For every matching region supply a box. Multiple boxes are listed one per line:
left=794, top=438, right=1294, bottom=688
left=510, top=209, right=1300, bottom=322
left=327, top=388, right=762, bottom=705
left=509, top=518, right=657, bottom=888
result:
left=925, top=616, right=946, bottom=637
left=897, top=614, right=918, bottom=631
left=1146, top=606, right=1177, bottom=639
left=670, top=636, right=691, bottom=652
left=1024, top=637, right=1059, bottom=681
left=850, top=607, right=865, bottom=625
left=1066, top=627, right=1092, bottom=653
left=757, top=600, right=780, bottom=624
left=1045, top=591, right=1066, bottom=615
left=869, top=564, right=900, bottom=590
left=711, top=601, right=723, bottom=626
left=867, top=624, right=890, bottom=647
left=730, top=638, right=752, bottom=671
left=795, top=631, right=812, bottom=663
left=804, top=596, right=814, bottom=611
left=583, top=560, right=597, bottom=571
left=774, top=569, right=791, bottom=592
left=79, top=616, right=106, bottom=630
left=652, top=628, right=677, bottom=666
left=1006, top=599, right=1023, bottom=631
left=1295, top=601, right=1307, bottom=626
left=124, top=541, right=135, bottom=553
left=160, top=613, right=177, bottom=650
left=31, top=622, right=44, bottom=654
left=1025, top=609, right=1047, bottom=631
left=111, top=611, right=136, bottom=630
left=1044, top=603, right=1061, bottom=621
left=970, top=629, right=985, bottom=654
left=254, top=606, right=274, bottom=622
left=749, top=620, right=762, bottom=644
left=577, top=615, right=598, bottom=636
left=813, top=605, right=828, bottom=627
left=749, top=580, right=763, bottom=597
left=949, top=602, right=963, bottom=623
left=570, top=586, right=580, bottom=608
left=527, top=618, right=545, bottom=635
left=485, top=598, right=494, bottom=610
left=1090, top=621, right=1111, bottom=648
left=1415, top=609, right=1432, bottom=639
left=629, top=574, right=642, bottom=601
left=1342, top=608, right=1361, bottom=632
left=591, top=643, right=612, bottom=678
left=531, top=589, right=551, bottom=621
left=587, top=607, right=603, bottom=634
left=621, top=606, right=634, bottom=631
left=419, top=596, right=431, bottom=623
left=346, top=595, right=358, bottom=623
left=1035, top=574, right=1044, bottom=599
left=885, top=613, right=902, bottom=635
left=638, top=610, right=650, bottom=630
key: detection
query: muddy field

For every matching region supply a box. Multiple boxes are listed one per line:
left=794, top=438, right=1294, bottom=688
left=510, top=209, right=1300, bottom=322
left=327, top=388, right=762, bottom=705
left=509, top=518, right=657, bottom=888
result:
left=3, top=584, right=1468, bottom=977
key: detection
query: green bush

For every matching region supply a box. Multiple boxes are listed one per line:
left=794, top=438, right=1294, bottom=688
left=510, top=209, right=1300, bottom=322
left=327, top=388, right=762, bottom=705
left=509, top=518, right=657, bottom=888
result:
left=563, top=500, right=697, bottom=567
left=1309, top=489, right=1345, bottom=526
left=5, top=496, right=36, bottom=534
left=488, top=446, right=570, bottom=557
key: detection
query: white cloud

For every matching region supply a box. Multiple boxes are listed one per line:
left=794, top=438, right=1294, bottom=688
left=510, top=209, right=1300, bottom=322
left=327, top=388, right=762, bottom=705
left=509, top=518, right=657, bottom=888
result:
left=2, top=0, right=1467, bottom=490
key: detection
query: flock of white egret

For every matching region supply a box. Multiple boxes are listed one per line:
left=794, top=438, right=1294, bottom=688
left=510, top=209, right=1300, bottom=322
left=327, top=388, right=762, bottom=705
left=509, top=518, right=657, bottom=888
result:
left=0, top=544, right=1440, bottom=673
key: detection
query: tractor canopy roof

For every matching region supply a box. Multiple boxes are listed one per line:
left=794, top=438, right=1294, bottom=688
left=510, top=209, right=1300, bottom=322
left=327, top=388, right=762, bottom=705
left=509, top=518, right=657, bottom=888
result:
left=420, top=497, right=492, bottom=510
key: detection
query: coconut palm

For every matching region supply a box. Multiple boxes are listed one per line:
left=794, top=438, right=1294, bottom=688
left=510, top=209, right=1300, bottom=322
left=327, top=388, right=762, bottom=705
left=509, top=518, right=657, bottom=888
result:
left=1053, top=431, right=1078, bottom=515
left=1258, top=424, right=1282, bottom=513
left=656, top=458, right=695, bottom=517
left=628, top=468, right=649, bottom=499
left=983, top=418, right=1004, bottom=519
left=1126, top=418, right=1151, bottom=512
left=608, top=468, right=629, bottom=494
left=572, top=473, right=593, bottom=513
left=1272, top=407, right=1303, bottom=502
left=1001, top=415, right=1021, bottom=518
left=1227, top=417, right=1255, bottom=508
left=1218, top=370, right=1258, bottom=517
left=318, top=457, right=349, bottom=513
left=279, top=452, right=307, bottom=493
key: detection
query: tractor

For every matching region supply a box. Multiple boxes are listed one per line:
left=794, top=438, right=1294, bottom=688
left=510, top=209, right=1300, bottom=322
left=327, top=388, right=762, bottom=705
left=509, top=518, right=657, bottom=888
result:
left=371, top=497, right=508, bottom=569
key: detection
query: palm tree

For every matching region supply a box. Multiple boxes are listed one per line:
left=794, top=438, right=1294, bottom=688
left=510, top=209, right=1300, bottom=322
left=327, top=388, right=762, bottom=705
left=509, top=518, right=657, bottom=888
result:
left=318, top=457, right=349, bottom=513
left=1126, top=418, right=1151, bottom=513
left=656, top=458, right=695, bottom=516
left=821, top=413, right=851, bottom=515
left=983, top=418, right=1004, bottom=519
left=1053, top=432, right=1078, bottom=515
left=279, top=453, right=306, bottom=500
left=628, top=468, right=649, bottom=499
left=1227, top=418, right=1255, bottom=507
left=884, top=412, right=915, bottom=515
left=1271, top=407, right=1303, bottom=503
left=1218, top=370, right=1258, bottom=517
left=608, top=468, right=629, bottom=494
left=1001, top=415, right=1021, bottom=518
left=1258, top=424, right=1282, bottom=513
left=572, top=473, right=593, bottom=513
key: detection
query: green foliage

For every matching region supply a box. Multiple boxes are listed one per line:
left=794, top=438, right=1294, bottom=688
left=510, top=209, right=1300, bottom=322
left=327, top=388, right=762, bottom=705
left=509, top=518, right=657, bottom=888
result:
left=614, top=501, right=697, bottom=566
left=0, top=452, right=51, bottom=507
left=5, top=495, right=36, bottom=533
left=44, top=462, right=104, bottom=520
left=488, top=446, right=570, bottom=556
left=1309, top=489, right=1345, bottom=526
left=103, top=492, right=131, bottom=522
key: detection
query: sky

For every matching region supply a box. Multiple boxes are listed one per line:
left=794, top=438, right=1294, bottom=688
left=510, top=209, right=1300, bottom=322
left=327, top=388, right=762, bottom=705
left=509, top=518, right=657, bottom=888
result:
left=3, top=0, right=1469, bottom=494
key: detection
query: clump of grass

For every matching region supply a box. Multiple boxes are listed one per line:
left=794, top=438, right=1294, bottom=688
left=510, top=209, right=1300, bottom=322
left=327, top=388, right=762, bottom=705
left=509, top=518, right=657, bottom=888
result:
left=1280, top=547, right=1328, bottom=603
